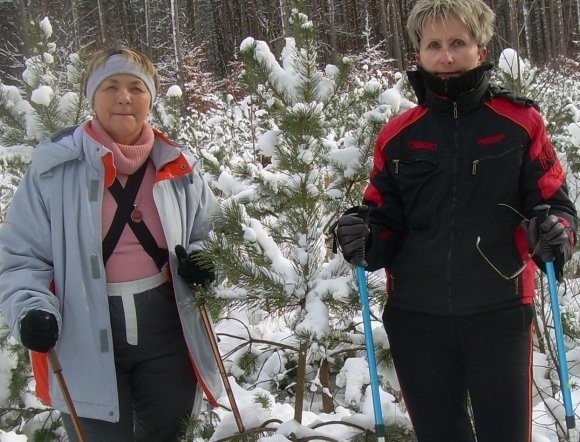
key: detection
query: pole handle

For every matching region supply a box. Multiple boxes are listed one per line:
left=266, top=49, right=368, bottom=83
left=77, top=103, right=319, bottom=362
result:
left=533, top=204, right=555, bottom=262
left=351, top=206, right=369, bottom=268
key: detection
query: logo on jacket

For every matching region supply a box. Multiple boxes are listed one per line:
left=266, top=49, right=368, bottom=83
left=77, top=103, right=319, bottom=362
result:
left=477, top=133, right=506, bottom=145
left=408, top=140, right=437, bottom=150
left=538, top=141, right=564, bottom=179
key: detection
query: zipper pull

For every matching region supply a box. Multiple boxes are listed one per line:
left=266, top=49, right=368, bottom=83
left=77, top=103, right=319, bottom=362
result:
left=393, top=159, right=400, bottom=174
left=453, top=102, right=458, bottom=119
left=472, top=160, right=479, bottom=175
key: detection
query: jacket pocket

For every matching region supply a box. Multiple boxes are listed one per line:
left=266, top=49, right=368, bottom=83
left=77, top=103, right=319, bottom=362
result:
left=390, top=155, right=441, bottom=227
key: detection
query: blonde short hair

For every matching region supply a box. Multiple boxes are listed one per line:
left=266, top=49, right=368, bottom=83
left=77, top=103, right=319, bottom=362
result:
left=406, top=0, right=496, bottom=51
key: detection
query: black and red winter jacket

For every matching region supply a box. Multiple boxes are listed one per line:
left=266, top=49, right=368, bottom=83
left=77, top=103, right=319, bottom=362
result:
left=363, top=63, right=577, bottom=315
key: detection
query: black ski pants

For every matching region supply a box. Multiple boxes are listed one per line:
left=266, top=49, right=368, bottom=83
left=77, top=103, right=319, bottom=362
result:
left=62, top=282, right=197, bottom=442
left=382, top=304, right=534, bottom=442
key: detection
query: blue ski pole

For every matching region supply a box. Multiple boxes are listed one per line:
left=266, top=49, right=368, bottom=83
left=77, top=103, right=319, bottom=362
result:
left=352, top=232, right=385, bottom=442
left=536, top=206, right=576, bottom=440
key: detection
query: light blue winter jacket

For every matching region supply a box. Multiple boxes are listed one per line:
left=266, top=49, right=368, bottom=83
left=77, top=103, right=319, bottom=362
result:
left=0, top=122, right=223, bottom=422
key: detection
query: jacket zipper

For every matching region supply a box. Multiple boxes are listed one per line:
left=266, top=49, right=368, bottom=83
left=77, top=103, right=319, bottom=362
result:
left=471, top=144, right=522, bottom=175
left=447, top=102, right=459, bottom=312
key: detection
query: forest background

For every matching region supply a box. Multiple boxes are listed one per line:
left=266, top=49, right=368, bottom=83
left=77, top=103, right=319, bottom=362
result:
left=0, top=1, right=579, bottom=442
left=1, top=0, right=579, bottom=93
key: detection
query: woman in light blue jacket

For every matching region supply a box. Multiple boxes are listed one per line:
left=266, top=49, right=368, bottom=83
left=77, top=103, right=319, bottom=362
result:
left=0, top=46, right=223, bottom=441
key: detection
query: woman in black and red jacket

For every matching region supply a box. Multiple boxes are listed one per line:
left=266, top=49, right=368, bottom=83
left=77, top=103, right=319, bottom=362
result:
left=336, top=0, right=577, bottom=441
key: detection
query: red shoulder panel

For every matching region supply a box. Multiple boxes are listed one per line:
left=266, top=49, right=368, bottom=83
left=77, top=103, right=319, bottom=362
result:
left=486, top=98, right=565, bottom=200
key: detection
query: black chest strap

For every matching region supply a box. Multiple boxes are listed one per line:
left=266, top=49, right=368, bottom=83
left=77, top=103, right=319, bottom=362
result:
left=102, top=160, right=169, bottom=270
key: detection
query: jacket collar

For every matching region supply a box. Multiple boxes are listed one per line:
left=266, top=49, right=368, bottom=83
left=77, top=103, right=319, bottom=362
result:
left=407, top=62, right=493, bottom=116
left=33, top=122, right=190, bottom=183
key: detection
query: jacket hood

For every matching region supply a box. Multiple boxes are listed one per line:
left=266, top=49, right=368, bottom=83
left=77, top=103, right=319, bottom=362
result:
left=32, top=124, right=90, bottom=174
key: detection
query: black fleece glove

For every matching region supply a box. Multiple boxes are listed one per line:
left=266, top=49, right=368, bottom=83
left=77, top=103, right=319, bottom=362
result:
left=175, top=245, right=216, bottom=286
left=20, top=310, right=58, bottom=353
left=336, top=206, right=371, bottom=266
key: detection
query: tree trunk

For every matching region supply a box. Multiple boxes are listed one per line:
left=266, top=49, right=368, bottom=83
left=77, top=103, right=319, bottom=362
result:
left=376, top=0, right=391, bottom=58
left=327, top=0, right=337, bottom=63
left=507, top=0, right=519, bottom=53
left=320, top=359, right=334, bottom=413
left=170, top=0, right=184, bottom=86
left=144, top=0, right=152, bottom=57
left=16, top=0, right=30, bottom=57
left=70, top=0, right=80, bottom=51
left=522, top=0, right=532, bottom=59
left=539, top=0, right=553, bottom=60
left=293, top=339, right=308, bottom=423
left=389, top=0, right=404, bottom=70
left=96, top=0, right=107, bottom=43
left=279, top=0, right=291, bottom=37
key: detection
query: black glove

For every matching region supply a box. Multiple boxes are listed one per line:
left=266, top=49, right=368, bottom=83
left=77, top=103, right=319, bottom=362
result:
left=336, top=206, right=370, bottom=266
left=175, top=245, right=216, bottom=286
left=522, top=206, right=574, bottom=281
left=523, top=215, right=573, bottom=263
left=20, top=310, right=58, bottom=353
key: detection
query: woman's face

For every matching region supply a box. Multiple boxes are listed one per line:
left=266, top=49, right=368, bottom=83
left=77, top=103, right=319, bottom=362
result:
left=417, top=16, right=487, bottom=78
left=93, top=74, right=151, bottom=145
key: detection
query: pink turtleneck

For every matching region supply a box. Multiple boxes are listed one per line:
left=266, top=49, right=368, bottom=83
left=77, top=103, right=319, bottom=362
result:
left=89, top=120, right=167, bottom=282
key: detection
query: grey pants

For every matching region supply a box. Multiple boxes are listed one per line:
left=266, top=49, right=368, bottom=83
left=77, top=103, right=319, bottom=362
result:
left=62, top=282, right=197, bottom=442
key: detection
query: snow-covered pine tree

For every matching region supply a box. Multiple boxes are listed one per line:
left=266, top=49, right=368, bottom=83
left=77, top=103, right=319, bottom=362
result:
left=0, top=17, right=89, bottom=147
left=199, top=8, right=412, bottom=439
left=495, top=48, right=580, bottom=441
left=494, top=49, right=580, bottom=173
left=0, top=20, right=90, bottom=440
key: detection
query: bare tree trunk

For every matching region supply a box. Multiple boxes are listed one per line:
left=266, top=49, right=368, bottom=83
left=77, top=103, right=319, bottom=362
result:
left=293, top=339, right=308, bottom=423
left=522, top=0, right=532, bottom=58
left=389, top=0, right=404, bottom=70
left=539, top=0, right=553, bottom=60
left=16, top=0, right=30, bottom=57
left=170, top=0, right=184, bottom=86
left=507, top=0, right=519, bottom=53
left=70, top=0, right=80, bottom=51
left=96, top=0, right=107, bottom=43
left=327, top=0, right=337, bottom=63
left=376, top=0, right=391, bottom=58
left=279, top=0, right=291, bottom=37
left=547, top=0, right=558, bottom=57
left=320, top=359, right=334, bottom=413
left=554, top=0, right=565, bottom=56
left=143, top=0, right=152, bottom=57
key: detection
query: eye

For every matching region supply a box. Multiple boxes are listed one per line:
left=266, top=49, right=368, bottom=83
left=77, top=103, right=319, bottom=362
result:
left=452, top=39, right=466, bottom=47
left=426, top=41, right=440, bottom=49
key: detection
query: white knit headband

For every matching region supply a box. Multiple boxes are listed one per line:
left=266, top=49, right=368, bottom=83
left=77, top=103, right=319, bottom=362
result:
left=85, top=54, right=156, bottom=108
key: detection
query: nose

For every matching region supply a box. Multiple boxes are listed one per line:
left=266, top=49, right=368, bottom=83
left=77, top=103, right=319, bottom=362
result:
left=441, top=48, right=454, bottom=63
left=116, top=88, right=131, bottom=104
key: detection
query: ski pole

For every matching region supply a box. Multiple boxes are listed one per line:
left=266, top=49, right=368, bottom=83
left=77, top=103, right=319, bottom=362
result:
left=47, top=349, right=86, bottom=442
left=351, top=233, right=386, bottom=442
left=191, top=286, right=246, bottom=438
left=536, top=206, right=576, bottom=440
